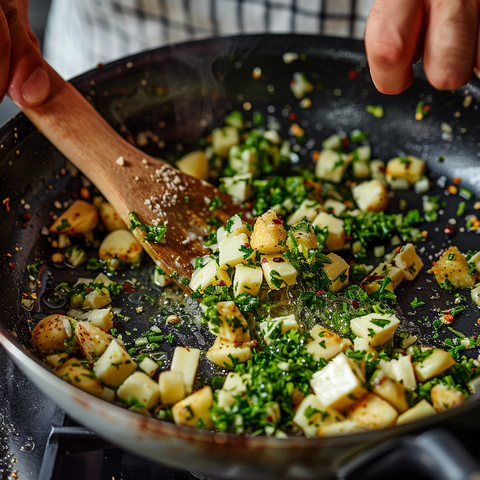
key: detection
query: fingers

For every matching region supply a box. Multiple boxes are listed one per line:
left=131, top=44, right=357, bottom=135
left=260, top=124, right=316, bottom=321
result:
left=365, top=0, right=424, bottom=94
left=1, top=0, right=50, bottom=106
left=423, top=0, right=478, bottom=90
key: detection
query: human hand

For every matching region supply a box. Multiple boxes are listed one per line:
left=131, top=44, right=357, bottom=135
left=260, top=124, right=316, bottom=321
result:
left=1, top=0, right=50, bottom=106
left=365, top=0, right=479, bottom=94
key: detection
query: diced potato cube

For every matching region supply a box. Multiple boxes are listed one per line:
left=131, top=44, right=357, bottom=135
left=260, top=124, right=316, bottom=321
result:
left=322, top=253, right=349, bottom=292
left=99, top=230, right=143, bottom=265
left=56, top=357, right=104, bottom=397
left=189, top=260, right=232, bottom=292
left=370, top=159, right=386, bottom=180
left=310, top=352, right=367, bottom=411
left=206, top=337, right=252, bottom=368
left=50, top=200, right=99, bottom=236
left=75, top=321, right=112, bottom=363
left=251, top=210, right=288, bottom=255
left=117, top=372, right=160, bottom=409
left=228, top=146, right=257, bottom=174
left=176, top=150, right=209, bottom=180
left=430, top=384, right=466, bottom=413
left=70, top=294, right=85, bottom=309
left=225, top=213, right=252, bottom=237
left=293, top=394, right=344, bottom=438
left=218, top=233, right=253, bottom=270
left=350, top=313, right=400, bottom=347
left=222, top=173, right=253, bottom=202
left=323, top=199, right=347, bottom=216
left=211, top=301, right=250, bottom=343
left=233, top=264, right=263, bottom=297
left=171, top=346, right=200, bottom=395
left=217, top=390, right=237, bottom=409
left=159, top=370, right=186, bottom=405
left=315, top=150, right=351, bottom=184
left=396, top=399, right=436, bottom=425
left=386, top=155, right=426, bottom=186
left=430, top=246, right=477, bottom=289
left=378, top=355, right=417, bottom=391
left=353, top=337, right=378, bottom=359
left=317, top=420, right=367, bottom=436
left=305, top=325, right=352, bottom=361
left=80, top=308, right=114, bottom=331
left=153, top=268, right=171, bottom=287
left=138, top=357, right=159, bottom=377
left=290, top=72, right=314, bottom=99
left=361, top=262, right=403, bottom=294
left=369, top=369, right=409, bottom=413
left=470, top=251, right=480, bottom=274
left=93, top=339, right=137, bottom=387
left=101, top=387, right=116, bottom=403
left=287, top=199, right=322, bottom=226
left=172, top=386, right=214, bottom=429
left=212, top=126, right=240, bottom=159
left=287, top=230, right=318, bottom=259
left=95, top=199, right=128, bottom=232
left=352, top=179, right=389, bottom=212
left=44, top=352, right=69, bottom=368
left=345, top=392, right=398, bottom=429
left=394, top=243, right=424, bottom=281
left=352, top=160, right=370, bottom=179
left=413, top=349, right=455, bottom=382
left=259, top=314, right=299, bottom=345
left=261, top=254, right=298, bottom=290
left=83, top=287, right=112, bottom=310
left=222, top=372, right=251, bottom=394
left=312, top=212, right=345, bottom=251
left=31, top=314, right=72, bottom=355
left=321, top=133, right=343, bottom=150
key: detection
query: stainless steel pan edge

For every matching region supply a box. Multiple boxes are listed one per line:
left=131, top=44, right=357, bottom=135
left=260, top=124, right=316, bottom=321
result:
left=1, top=35, right=480, bottom=478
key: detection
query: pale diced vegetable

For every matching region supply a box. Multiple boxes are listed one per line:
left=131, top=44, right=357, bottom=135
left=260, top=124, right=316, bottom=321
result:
left=260, top=254, right=298, bottom=290
left=305, top=325, right=351, bottom=361
left=228, top=146, right=257, bottom=174
left=396, top=399, right=436, bottom=425
left=172, top=386, right=214, bottom=429
left=44, top=352, right=69, bottom=368
left=345, top=392, right=398, bottom=429
left=250, top=210, right=288, bottom=255
left=430, top=384, right=466, bottom=413
left=79, top=308, right=114, bottom=331
left=385, top=155, right=426, bottom=187
left=429, top=246, right=476, bottom=289
left=223, top=372, right=250, bottom=393
left=93, top=339, right=137, bottom=387
left=83, top=287, right=112, bottom=310
left=315, top=149, right=350, bottom=184
left=117, top=372, right=160, bottom=409
left=212, top=126, right=240, bottom=158
left=75, top=321, right=112, bottom=363
left=467, top=374, right=480, bottom=393
left=31, top=314, right=74, bottom=355
left=158, top=370, right=186, bottom=405
left=171, top=346, right=201, bottom=395
left=310, top=353, right=367, bottom=411
left=317, top=420, right=367, bottom=436
left=290, top=72, right=314, bottom=99
left=50, top=200, right=99, bottom=237
left=353, top=337, right=378, bottom=358
left=206, top=337, right=252, bottom=368
left=393, top=243, right=424, bottom=281
left=471, top=285, right=480, bottom=307
left=189, top=260, right=232, bottom=292
left=352, top=179, right=389, bottom=212
left=370, top=159, right=385, bottom=180
left=323, top=199, right=347, bottom=216
left=413, top=349, right=456, bottom=382
left=470, top=251, right=480, bottom=274
left=233, top=264, right=263, bottom=297
left=322, top=253, right=350, bottom=292
left=138, top=357, right=159, bottom=377
left=99, top=230, right=143, bottom=265
left=321, top=133, right=343, bottom=150
left=94, top=198, right=128, bottom=232
left=176, top=150, right=209, bottom=180
left=221, top=173, right=253, bottom=202
left=56, top=357, right=104, bottom=397
left=225, top=213, right=251, bottom=237
left=211, top=301, right=250, bottom=343
left=287, top=199, right=321, bottom=226
left=369, top=369, right=409, bottom=413
left=361, top=262, right=403, bottom=294
left=350, top=313, right=400, bottom=347
left=218, top=233, right=253, bottom=270
left=312, top=212, right=345, bottom=251
left=260, top=314, right=299, bottom=345
left=378, top=355, right=417, bottom=391
left=293, top=395, right=344, bottom=438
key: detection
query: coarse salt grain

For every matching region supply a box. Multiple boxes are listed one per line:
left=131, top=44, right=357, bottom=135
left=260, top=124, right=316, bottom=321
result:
left=116, top=156, right=124, bottom=166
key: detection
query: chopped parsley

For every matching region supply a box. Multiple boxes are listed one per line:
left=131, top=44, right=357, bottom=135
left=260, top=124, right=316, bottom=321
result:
left=129, top=212, right=167, bottom=243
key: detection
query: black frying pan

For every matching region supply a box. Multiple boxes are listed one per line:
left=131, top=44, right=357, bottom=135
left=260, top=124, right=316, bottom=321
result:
left=1, top=35, right=480, bottom=479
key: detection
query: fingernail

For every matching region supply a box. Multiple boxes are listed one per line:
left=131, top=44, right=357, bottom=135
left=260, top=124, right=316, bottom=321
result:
left=22, top=67, right=50, bottom=104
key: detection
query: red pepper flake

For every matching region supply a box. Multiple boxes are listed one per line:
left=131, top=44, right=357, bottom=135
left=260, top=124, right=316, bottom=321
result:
left=352, top=300, right=359, bottom=308
left=262, top=257, right=268, bottom=263
left=86, top=287, right=92, bottom=293
left=245, top=202, right=253, bottom=209
left=316, top=290, right=324, bottom=296
left=218, top=280, right=226, bottom=286
left=444, top=225, right=455, bottom=235
left=348, top=70, right=358, bottom=80
left=452, top=177, right=462, bottom=185
left=472, top=368, right=477, bottom=371
left=444, top=314, right=454, bottom=323
left=288, top=113, right=297, bottom=121
left=423, top=105, right=431, bottom=113
left=72, top=192, right=78, bottom=198
left=341, top=138, right=350, bottom=148
left=272, top=218, right=283, bottom=225
left=97, top=62, right=104, bottom=68
left=244, top=243, right=250, bottom=248
left=311, top=150, right=320, bottom=162
left=23, top=212, right=32, bottom=222
left=266, top=416, right=274, bottom=422
left=9, top=262, right=15, bottom=267
left=344, top=235, right=352, bottom=241
left=273, top=257, right=285, bottom=263
left=2, top=198, right=10, bottom=212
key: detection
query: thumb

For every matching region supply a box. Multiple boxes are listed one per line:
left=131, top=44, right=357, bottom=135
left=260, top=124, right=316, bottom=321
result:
left=2, top=0, right=50, bottom=107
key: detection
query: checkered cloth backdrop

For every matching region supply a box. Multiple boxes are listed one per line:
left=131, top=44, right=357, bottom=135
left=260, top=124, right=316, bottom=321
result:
left=44, top=0, right=374, bottom=79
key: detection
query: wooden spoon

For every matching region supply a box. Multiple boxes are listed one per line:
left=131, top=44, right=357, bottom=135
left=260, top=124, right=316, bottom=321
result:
left=19, top=65, right=247, bottom=290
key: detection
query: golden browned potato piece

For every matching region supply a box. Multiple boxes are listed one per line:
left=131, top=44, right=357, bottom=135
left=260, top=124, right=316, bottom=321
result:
left=430, top=384, right=467, bottom=413
left=99, top=230, right=143, bottom=264
left=31, top=314, right=76, bottom=355
left=430, top=246, right=477, bottom=289
left=75, top=321, right=113, bottom=363
left=96, top=199, right=128, bottom=232
left=50, top=200, right=99, bottom=236
left=56, top=357, right=104, bottom=397
left=250, top=210, right=288, bottom=254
